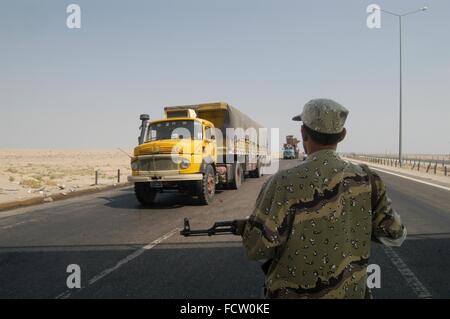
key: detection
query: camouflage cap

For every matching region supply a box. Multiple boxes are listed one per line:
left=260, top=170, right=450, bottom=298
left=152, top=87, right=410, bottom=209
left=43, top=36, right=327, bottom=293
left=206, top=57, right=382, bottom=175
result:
left=292, top=98, right=349, bottom=134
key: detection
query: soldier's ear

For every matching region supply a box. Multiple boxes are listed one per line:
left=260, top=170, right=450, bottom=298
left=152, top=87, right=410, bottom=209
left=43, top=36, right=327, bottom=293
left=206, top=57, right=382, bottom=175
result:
left=338, top=128, right=347, bottom=142
left=301, top=125, right=308, bottom=141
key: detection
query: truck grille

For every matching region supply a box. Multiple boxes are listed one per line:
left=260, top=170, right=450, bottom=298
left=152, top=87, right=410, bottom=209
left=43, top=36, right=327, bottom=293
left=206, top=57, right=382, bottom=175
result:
left=138, top=156, right=179, bottom=171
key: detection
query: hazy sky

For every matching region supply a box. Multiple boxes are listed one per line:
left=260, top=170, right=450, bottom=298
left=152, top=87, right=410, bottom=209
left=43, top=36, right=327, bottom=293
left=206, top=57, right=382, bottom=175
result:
left=1, top=0, right=449, bottom=154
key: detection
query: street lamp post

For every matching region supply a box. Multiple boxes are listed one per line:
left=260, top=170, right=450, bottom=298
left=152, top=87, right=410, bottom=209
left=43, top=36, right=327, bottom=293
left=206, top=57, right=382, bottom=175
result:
left=378, top=7, right=428, bottom=167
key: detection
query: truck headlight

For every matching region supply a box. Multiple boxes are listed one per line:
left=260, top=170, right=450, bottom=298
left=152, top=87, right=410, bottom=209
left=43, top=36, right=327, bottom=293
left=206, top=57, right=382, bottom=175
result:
left=180, top=159, right=190, bottom=169
left=131, top=159, right=139, bottom=171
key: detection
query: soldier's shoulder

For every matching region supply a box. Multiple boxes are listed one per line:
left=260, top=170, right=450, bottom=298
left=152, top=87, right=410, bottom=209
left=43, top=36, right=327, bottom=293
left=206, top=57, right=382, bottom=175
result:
left=345, top=159, right=365, bottom=171
left=340, top=159, right=385, bottom=186
left=270, top=161, right=310, bottom=183
left=347, top=159, right=383, bottom=177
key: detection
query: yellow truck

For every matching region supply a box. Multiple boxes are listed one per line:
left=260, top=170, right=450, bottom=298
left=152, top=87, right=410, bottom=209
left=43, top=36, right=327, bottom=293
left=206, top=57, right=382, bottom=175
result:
left=128, top=102, right=269, bottom=205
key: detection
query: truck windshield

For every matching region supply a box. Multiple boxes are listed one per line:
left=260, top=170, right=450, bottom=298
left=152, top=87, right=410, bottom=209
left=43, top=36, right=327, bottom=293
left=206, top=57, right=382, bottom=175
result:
left=146, top=120, right=203, bottom=142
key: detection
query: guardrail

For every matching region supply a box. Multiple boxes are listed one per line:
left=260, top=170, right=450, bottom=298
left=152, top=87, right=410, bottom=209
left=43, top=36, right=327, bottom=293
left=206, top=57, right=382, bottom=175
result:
left=343, top=154, right=449, bottom=177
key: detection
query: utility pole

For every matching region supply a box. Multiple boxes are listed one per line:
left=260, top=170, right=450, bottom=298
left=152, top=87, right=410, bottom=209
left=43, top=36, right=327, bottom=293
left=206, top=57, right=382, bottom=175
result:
left=377, top=6, right=428, bottom=167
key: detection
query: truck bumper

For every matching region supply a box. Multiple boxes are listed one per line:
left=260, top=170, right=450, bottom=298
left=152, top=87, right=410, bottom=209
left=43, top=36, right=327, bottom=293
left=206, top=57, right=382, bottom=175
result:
left=128, top=172, right=203, bottom=183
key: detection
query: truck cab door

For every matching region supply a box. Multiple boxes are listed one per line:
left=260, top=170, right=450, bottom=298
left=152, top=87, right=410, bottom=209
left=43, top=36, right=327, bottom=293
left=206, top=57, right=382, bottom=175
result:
left=204, top=126, right=217, bottom=159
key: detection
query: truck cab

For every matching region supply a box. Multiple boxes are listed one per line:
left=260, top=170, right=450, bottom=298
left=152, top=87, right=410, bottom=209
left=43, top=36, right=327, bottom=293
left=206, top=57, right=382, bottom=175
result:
left=128, top=109, right=217, bottom=205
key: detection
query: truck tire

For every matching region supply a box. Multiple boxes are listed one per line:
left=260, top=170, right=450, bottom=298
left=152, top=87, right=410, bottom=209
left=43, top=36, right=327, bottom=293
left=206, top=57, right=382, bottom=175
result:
left=230, top=163, right=244, bottom=189
left=134, top=182, right=157, bottom=206
left=250, top=160, right=262, bottom=178
left=196, top=165, right=216, bottom=205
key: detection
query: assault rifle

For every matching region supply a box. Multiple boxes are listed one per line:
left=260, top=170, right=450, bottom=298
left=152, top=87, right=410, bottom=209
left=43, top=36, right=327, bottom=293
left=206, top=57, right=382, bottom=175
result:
left=180, top=218, right=246, bottom=237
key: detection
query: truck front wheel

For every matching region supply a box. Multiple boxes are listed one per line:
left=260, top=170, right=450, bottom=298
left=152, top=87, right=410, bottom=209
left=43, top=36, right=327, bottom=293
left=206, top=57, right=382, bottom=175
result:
left=134, top=182, right=157, bottom=207
left=196, top=165, right=216, bottom=205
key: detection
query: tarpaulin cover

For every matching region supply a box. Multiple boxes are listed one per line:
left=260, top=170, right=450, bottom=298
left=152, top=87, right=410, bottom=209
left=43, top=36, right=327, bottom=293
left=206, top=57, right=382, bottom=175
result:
left=164, top=102, right=263, bottom=135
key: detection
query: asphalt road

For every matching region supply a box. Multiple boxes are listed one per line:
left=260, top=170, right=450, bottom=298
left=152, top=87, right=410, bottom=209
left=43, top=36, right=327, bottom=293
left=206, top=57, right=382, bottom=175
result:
left=0, top=160, right=449, bottom=299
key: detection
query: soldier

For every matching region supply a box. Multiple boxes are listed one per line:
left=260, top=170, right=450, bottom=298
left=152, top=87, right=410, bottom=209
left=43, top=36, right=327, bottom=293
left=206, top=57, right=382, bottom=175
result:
left=236, top=98, right=407, bottom=299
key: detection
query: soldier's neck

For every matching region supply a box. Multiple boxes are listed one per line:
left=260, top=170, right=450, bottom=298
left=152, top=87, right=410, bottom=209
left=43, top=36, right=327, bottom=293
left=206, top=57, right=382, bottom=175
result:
left=306, top=144, right=337, bottom=156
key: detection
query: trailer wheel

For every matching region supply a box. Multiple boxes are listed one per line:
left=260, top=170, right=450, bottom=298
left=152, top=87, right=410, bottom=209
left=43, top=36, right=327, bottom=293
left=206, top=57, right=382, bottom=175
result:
left=196, top=165, right=216, bottom=205
left=230, top=163, right=244, bottom=189
left=250, top=160, right=262, bottom=178
left=134, top=182, right=157, bottom=207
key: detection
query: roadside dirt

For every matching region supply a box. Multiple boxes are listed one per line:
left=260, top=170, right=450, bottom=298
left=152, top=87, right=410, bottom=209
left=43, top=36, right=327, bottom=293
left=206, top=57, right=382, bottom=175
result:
left=0, top=149, right=132, bottom=208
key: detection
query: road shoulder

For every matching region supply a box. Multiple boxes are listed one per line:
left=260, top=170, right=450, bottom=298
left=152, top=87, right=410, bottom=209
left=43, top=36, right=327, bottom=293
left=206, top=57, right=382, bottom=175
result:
left=344, top=157, right=450, bottom=190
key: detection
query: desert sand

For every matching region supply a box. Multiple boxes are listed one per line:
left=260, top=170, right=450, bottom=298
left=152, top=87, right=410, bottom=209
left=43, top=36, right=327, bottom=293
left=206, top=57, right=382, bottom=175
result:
left=0, top=149, right=132, bottom=205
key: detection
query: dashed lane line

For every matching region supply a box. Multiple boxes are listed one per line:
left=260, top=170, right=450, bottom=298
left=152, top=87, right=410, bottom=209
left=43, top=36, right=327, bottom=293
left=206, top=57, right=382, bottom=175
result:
left=55, top=228, right=180, bottom=299
left=0, top=219, right=38, bottom=230
left=382, top=245, right=432, bottom=299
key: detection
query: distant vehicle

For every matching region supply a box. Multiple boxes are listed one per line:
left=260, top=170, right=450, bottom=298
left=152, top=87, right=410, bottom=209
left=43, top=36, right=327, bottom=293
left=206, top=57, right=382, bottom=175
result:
left=283, top=135, right=300, bottom=159
left=128, top=102, right=270, bottom=205
left=283, top=147, right=296, bottom=160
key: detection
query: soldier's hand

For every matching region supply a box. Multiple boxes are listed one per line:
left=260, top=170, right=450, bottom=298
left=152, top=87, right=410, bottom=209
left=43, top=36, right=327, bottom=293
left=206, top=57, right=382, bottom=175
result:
left=232, top=219, right=248, bottom=236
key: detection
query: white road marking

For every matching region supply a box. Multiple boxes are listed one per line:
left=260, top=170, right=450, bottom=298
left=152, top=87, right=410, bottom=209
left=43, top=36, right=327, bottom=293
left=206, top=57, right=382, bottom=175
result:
left=382, top=245, right=432, bottom=299
left=55, top=228, right=179, bottom=299
left=1, top=219, right=37, bottom=230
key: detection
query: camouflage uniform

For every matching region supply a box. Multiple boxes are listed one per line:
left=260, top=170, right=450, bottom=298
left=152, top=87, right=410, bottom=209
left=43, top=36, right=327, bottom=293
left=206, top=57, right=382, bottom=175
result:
left=242, top=99, right=406, bottom=299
